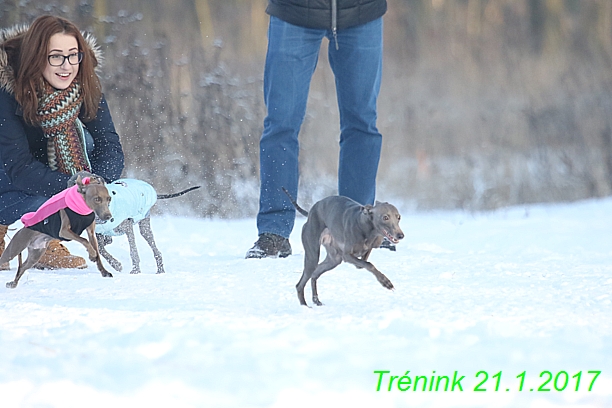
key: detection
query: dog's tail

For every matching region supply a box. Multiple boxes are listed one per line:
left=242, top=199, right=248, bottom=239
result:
left=282, top=187, right=309, bottom=217
left=157, top=186, right=201, bottom=200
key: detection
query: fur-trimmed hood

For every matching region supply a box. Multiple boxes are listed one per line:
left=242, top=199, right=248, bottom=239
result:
left=0, top=23, right=103, bottom=94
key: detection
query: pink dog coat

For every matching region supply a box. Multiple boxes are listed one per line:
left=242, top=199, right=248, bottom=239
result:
left=21, top=178, right=93, bottom=228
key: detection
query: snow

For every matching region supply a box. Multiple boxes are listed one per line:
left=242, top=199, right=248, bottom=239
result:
left=1, top=198, right=611, bottom=407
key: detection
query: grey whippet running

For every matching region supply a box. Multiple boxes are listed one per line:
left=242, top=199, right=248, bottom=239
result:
left=283, top=188, right=404, bottom=307
left=2, top=175, right=113, bottom=288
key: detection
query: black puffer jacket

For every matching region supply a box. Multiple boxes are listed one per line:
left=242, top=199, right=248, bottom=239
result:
left=267, top=0, right=387, bottom=30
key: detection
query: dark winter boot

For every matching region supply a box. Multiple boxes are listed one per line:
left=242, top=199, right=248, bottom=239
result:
left=245, top=233, right=292, bottom=259
left=379, top=237, right=397, bottom=251
left=34, top=239, right=87, bottom=270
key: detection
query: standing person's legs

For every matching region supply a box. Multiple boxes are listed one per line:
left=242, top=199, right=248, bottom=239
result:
left=257, top=17, right=324, bottom=238
left=328, top=18, right=383, bottom=206
left=248, top=17, right=325, bottom=259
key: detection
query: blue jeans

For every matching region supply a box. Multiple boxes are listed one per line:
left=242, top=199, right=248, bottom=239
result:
left=257, top=16, right=383, bottom=238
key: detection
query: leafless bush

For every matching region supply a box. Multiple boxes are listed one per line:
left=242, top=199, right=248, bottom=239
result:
left=2, top=0, right=612, bottom=216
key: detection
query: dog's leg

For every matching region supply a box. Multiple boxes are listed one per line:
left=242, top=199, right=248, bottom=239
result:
left=309, top=247, right=342, bottom=306
left=137, top=217, right=165, bottom=274
left=0, top=228, right=37, bottom=266
left=7, top=246, right=47, bottom=288
left=359, top=249, right=373, bottom=265
left=58, top=210, right=97, bottom=259
left=360, top=236, right=384, bottom=265
left=344, top=254, right=394, bottom=290
left=296, top=220, right=324, bottom=307
left=296, top=264, right=314, bottom=307
left=117, top=220, right=141, bottom=274
left=96, top=233, right=123, bottom=272
left=5, top=231, right=51, bottom=288
left=355, top=244, right=379, bottom=268
left=85, top=223, right=112, bottom=278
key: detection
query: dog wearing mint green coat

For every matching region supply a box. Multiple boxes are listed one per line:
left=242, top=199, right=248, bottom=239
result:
left=95, top=178, right=200, bottom=274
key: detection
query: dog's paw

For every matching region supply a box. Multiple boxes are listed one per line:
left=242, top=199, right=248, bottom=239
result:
left=377, top=274, right=394, bottom=290
left=6, top=281, right=17, bottom=289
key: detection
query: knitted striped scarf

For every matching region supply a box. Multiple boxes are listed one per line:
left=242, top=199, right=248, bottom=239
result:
left=37, top=81, right=91, bottom=175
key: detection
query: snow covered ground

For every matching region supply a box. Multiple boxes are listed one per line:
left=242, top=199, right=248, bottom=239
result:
left=1, top=197, right=611, bottom=407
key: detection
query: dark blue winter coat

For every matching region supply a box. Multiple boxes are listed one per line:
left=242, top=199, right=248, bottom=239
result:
left=0, top=89, right=124, bottom=197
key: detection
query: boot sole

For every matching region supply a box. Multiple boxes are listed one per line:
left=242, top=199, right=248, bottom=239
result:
left=33, top=263, right=88, bottom=270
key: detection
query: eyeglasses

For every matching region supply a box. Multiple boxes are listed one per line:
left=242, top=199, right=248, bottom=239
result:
left=47, top=52, right=83, bottom=67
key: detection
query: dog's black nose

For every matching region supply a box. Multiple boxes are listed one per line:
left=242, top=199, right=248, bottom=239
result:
left=397, top=232, right=405, bottom=240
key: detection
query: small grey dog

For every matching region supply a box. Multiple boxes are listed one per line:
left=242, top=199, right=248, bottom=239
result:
left=3, top=175, right=113, bottom=288
left=283, top=188, right=404, bottom=307
left=94, top=178, right=200, bottom=275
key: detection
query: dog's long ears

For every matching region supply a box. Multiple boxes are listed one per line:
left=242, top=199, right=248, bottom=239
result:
left=87, top=175, right=105, bottom=185
left=76, top=175, right=86, bottom=193
left=69, top=171, right=104, bottom=188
